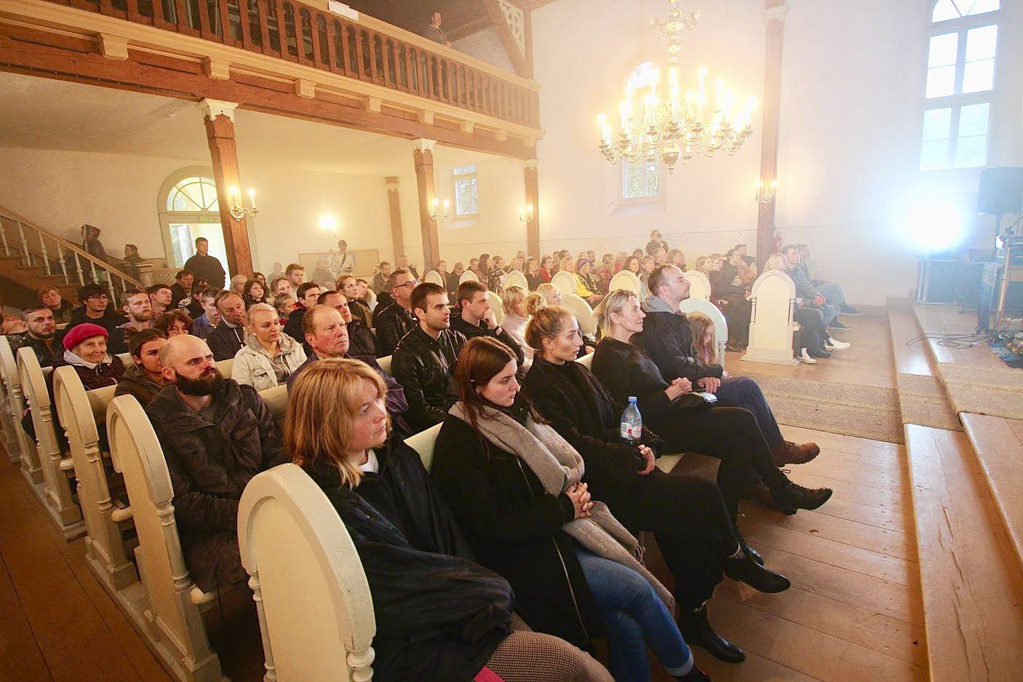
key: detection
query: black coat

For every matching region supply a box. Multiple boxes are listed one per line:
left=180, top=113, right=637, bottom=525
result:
left=449, top=315, right=525, bottom=367
left=391, top=326, right=465, bottom=433
left=347, top=318, right=377, bottom=359
left=66, top=306, right=127, bottom=334
left=373, top=302, right=417, bottom=357
left=431, top=414, right=600, bottom=647
left=182, top=253, right=226, bottom=289
left=207, top=322, right=245, bottom=361
left=303, top=449, right=511, bottom=682
left=522, top=356, right=661, bottom=502
left=636, top=308, right=723, bottom=384
left=145, top=379, right=287, bottom=591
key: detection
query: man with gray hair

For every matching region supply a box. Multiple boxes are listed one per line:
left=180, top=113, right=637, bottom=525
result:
left=146, top=334, right=286, bottom=592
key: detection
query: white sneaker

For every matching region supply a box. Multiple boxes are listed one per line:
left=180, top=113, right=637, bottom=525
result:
left=825, top=338, right=851, bottom=350
left=799, top=349, right=817, bottom=364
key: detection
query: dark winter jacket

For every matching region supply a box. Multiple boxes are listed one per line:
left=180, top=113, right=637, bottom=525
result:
left=182, top=253, right=226, bottom=289
left=114, top=364, right=166, bottom=407
left=373, top=302, right=417, bottom=358
left=303, top=450, right=512, bottom=682
left=449, top=314, right=525, bottom=367
left=206, top=321, right=245, bottom=361
left=391, top=326, right=465, bottom=433
left=431, top=414, right=601, bottom=648
left=636, top=296, right=723, bottom=384
left=8, top=333, right=62, bottom=367
left=145, top=379, right=286, bottom=591
left=347, top=318, right=377, bottom=360
left=66, top=306, right=127, bottom=335
left=522, top=356, right=661, bottom=501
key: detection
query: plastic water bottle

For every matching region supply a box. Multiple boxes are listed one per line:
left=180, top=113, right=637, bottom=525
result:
left=620, top=397, right=642, bottom=445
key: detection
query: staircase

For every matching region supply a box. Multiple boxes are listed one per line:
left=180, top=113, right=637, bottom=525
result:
left=887, top=298, right=1023, bottom=681
left=0, top=205, right=142, bottom=305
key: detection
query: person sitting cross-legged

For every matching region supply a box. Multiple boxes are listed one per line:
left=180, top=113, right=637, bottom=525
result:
left=145, top=335, right=288, bottom=593
left=390, top=282, right=465, bottom=434
left=638, top=264, right=822, bottom=466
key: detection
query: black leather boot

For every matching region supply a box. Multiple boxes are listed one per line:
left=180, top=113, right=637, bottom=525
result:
left=678, top=604, right=745, bottom=664
left=730, top=513, right=764, bottom=566
left=676, top=665, right=712, bottom=682
left=724, top=553, right=791, bottom=593
left=771, top=481, right=833, bottom=511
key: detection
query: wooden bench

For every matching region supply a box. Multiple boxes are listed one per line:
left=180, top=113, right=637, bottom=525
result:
left=608, top=270, right=642, bottom=297
left=560, top=292, right=596, bottom=337
left=18, top=347, right=86, bottom=540
left=0, top=342, right=21, bottom=464
left=238, top=463, right=376, bottom=682
left=0, top=335, right=42, bottom=484
left=678, top=297, right=729, bottom=369
left=551, top=270, right=577, bottom=297
left=503, top=269, right=529, bottom=291
left=741, top=269, right=799, bottom=366
left=682, top=270, right=711, bottom=300
left=423, top=270, right=444, bottom=287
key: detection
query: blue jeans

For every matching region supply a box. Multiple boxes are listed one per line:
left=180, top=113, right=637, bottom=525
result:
left=575, top=548, right=692, bottom=682
left=817, top=282, right=846, bottom=310
left=715, top=375, right=784, bottom=448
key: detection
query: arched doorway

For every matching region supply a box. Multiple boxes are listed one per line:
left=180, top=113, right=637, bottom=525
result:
left=157, top=167, right=232, bottom=279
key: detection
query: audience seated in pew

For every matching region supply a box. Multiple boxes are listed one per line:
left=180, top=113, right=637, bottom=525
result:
left=782, top=245, right=844, bottom=333
left=66, top=283, right=127, bottom=334
left=242, top=278, right=268, bottom=309
left=108, top=289, right=155, bottom=355
left=146, top=334, right=287, bottom=593
left=374, top=269, right=418, bottom=358
left=287, top=358, right=613, bottom=682
left=500, top=285, right=533, bottom=371
left=190, top=287, right=221, bottom=339
left=282, top=282, right=321, bottom=350
left=592, top=290, right=833, bottom=517
left=391, top=283, right=465, bottom=434
left=39, top=286, right=75, bottom=325
left=154, top=309, right=193, bottom=338
left=8, top=303, right=62, bottom=367
left=450, top=280, right=525, bottom=369
left=762, top=255, right=848, bottom=363
left=114, top=328, right=169, bottom=407
left=711, top=250, right=753, bottom=351
left=232, top=303, right=307, bottom=391
left=207, top=290, right=247, bottom=361
left=168, top=269, right=195, bottom=311
left=317, top=290, right=376, bottom=360
left=521, top=307, right=792, bottom=664
left=796, top=244, right=860, bottom=317
left=147, top=283, right=173, bottom=318
left=638, top=265, right=823, bottom=465
left=336, top=275, right=373, bottom=329
left=432, top=337, right=712, bottom=682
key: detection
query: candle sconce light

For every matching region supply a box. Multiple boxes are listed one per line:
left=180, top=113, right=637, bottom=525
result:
left=229, top=187, right=259, bottom=220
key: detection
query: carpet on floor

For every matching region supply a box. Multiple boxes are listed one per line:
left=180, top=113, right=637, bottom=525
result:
left=895, top=373, right=963, bottom=431
left=937, top=362, right=1023, bottom=420
left=741, top=372, right=905, bottom=444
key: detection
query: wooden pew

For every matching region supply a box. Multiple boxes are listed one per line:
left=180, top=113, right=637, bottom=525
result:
left=377, top=355, right=392, bottom=375
left=560, top=292, right=596, bottom=337
left=741, top=269, right=799, bottom=366
left=683, top=270, right=712, bottom=300
left=678, top=296, right=729, bottom=369
left=17, top=347, right=86, bottom=540
left=424, top=270, right=444, bottom=287
left=0, top=335, right=43, bottom=484
left=551, top=270, right=577, bottom=296
left=0, top=344, right=21, bottom=464
left=405, top=423, right=442, bottom=471
left=238, top=464, right=376, bottom=682
left=458, top=269, right=479, bottom=284
left=489, top=292, right=505, bottom=324
left=503, top=269, right=529, bottom=291
left=608, top=270, right=642, bottom=297
left=53, top=369, right=137, bottom=591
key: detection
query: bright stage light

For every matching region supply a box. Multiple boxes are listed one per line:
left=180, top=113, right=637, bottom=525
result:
left=902, top=199, right=967, bottom=254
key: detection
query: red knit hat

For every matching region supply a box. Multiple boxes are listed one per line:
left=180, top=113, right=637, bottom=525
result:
left=62, top=323, right=109, bottom=351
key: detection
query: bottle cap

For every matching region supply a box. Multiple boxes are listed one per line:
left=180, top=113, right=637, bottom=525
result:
left=628, top=396, right=637, bottom=403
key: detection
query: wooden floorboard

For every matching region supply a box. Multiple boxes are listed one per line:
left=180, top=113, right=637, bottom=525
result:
left=0, top=549, right=52, bottom=682
left=887, top=298, right=934, bottom=377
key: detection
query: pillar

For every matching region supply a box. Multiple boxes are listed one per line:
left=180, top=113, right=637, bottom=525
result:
left=412, top=139, right=441, bottom=273
left=200, top=98, right=253, bottom=277
left=385, top=176, right=405, bottom=263
left=524, top=159, right=540, bottom=259
left=755, top=2, right=786, bottom=270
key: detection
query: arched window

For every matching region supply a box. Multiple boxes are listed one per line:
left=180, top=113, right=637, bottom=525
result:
left=622, top=61, right=663, bottom=201
left=921, top=0, right=1001, bottom=170
left=157, top=168, right=232, bottom=277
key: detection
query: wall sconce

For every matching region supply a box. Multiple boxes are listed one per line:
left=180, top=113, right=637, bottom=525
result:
left=319, top=215, right=339, bottom=234
left=430, top=198, right=449, bottom=222
left=229, top=186, right=259, bottom=221
left=519, top=203, right=535, bottom=225
left=754, top=180, right=777, bottom=205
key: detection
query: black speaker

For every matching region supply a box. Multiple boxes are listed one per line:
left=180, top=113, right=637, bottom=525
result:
left=978, top=167, right=1023, bottom=215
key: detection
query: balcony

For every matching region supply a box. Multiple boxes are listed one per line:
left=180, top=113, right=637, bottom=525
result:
left=0, top=0, right=542, bottom=156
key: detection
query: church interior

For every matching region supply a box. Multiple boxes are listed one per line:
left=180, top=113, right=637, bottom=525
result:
left=1, top=0, right=1022, bottom=680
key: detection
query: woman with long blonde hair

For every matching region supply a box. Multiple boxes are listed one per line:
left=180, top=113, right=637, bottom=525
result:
left=288, top=359, right=612, bottom=682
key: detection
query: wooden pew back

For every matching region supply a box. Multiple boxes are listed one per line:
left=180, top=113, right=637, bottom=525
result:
left=683, top=270, right=712, bottom=300
left=741, top=269, right=799, bottom=367
left=0, top=335, right=41, bottom=482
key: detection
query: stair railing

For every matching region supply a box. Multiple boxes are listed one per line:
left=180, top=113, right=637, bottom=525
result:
left=0, top=205, right=143, bottom=302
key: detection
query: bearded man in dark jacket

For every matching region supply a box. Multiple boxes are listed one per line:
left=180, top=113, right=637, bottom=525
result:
left=145, top=335, right=287, bottom=592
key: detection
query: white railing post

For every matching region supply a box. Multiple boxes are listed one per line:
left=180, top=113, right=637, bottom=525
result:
left=89, top=259, right=98, bottom=285
left=0, top=219, right=9, bottom=256
left=107, top=276, right=117, bottom=301
left=39, top=232, right=51, bottom=275
left=57, top=244, right=69, bottom=283
left=17, top=222, right=31, bottom=266
left=74, top=253, right=85, bottom=286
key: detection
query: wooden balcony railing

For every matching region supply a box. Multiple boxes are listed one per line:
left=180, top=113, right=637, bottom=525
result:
left=47, top=0, right=540, bottom=129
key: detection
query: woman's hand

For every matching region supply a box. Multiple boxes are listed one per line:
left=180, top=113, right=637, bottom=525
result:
left=637, top=445, right=656, bottom=475
left=566, top=483, right=593, bottom=520
left=665, top=377, right=693, bottom=400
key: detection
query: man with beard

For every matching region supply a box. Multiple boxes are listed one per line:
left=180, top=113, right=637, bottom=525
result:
left=145, top=334, right=287, bottom=592
left=9, top=304, right=62, bottom=366
left=108, top=289, right=154, bottom=355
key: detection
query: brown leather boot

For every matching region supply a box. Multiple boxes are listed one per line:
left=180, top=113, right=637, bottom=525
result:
left=771, top=440, right=820, bottom=466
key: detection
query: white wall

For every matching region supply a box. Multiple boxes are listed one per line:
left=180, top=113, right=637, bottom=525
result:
left=532, top=0, right=1023, bottom=304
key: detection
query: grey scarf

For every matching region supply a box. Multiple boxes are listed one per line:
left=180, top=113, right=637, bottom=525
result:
left=449, top=402, right=675, bottom=612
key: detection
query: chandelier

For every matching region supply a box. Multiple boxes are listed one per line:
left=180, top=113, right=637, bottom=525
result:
left=597, top=0, right=756, bottom=174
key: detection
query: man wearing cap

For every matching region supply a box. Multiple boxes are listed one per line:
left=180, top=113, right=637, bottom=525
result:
left=66, top=283, right=127, bottom=334
left=145, top=334, right=286, bottom=593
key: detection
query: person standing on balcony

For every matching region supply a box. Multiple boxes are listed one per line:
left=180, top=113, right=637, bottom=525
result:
left=422, top=11, right=451, bottom=48
left=183, top=237, right=227, bottom=289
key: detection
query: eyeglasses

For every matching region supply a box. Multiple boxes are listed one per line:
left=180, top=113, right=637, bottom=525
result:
left=394, top=280, right=419, bottom=290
